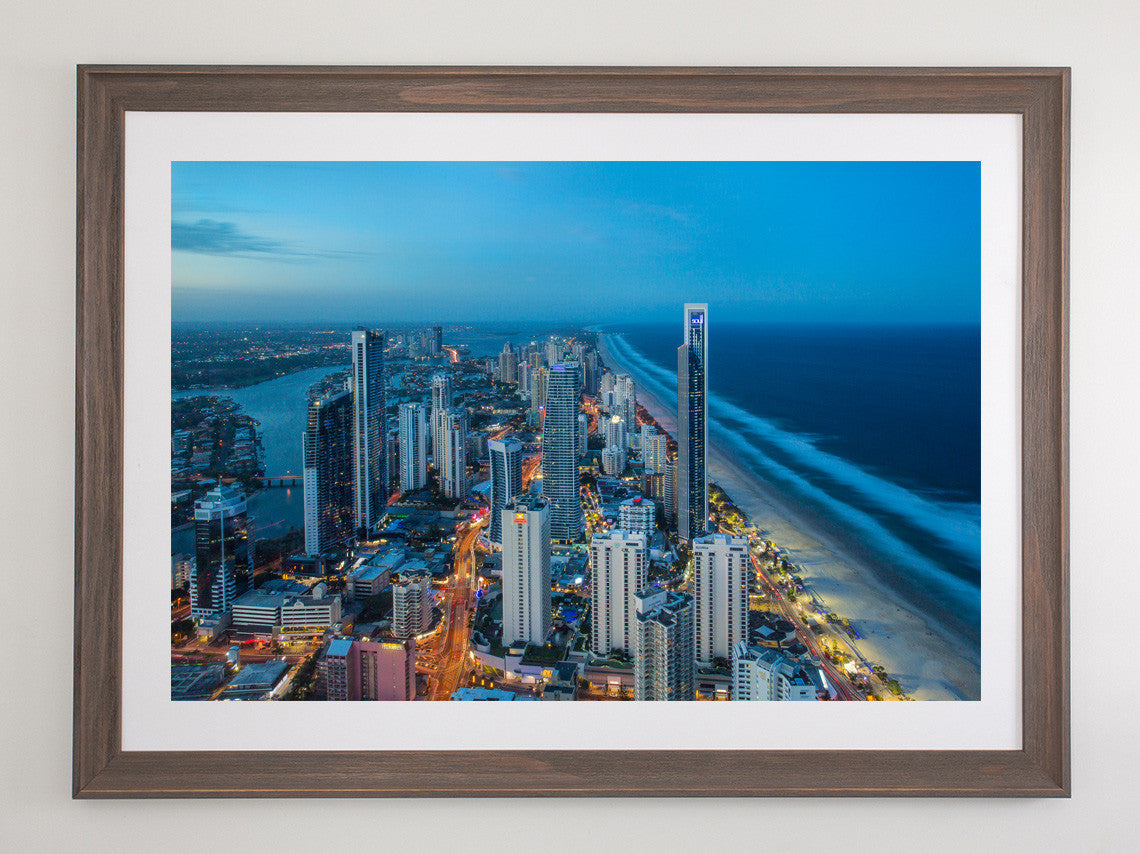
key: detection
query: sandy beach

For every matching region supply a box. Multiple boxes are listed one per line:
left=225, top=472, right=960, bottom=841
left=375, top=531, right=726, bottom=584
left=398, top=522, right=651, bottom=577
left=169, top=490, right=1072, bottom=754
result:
left=598, top=334, right=980, bottom=700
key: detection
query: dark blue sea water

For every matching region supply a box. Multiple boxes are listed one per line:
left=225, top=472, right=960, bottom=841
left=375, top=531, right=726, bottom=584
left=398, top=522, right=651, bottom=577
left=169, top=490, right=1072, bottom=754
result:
left=606, top=321, right=982, bottom=644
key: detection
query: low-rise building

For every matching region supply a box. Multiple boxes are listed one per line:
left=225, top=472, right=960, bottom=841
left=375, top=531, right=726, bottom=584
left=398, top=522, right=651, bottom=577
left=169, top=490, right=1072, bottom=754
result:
left=731, top=641, right=825, bottom=701
left=170, top=663, right=226, bottom=700
left=346, top=563, right=391, bottom=600
left=230, top=588, right=342, bottom=638
left=219, top=659, right=291, bottom=700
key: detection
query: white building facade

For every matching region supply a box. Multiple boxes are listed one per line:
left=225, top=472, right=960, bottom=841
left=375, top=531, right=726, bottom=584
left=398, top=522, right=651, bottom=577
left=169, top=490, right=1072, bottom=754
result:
left=692, top=532, right=749, bottom=665
left=634, top=588, right=696, bottom=701
left=618, top=496, right=656, bottom=537
left=501, top=496, right=552, bottom=646
left=731, top=642, right=822, bottom=701
left=589, top=530, right=648, bottom=657
left=397, top=402, right=429, bottom=492
left=439, top=408, right=468, bottom=499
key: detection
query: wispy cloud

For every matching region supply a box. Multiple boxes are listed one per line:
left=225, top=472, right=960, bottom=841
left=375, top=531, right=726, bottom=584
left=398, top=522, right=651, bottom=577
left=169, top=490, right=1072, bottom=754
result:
left=171, top=219, right=373, bottom=262
left=623, top=202, right=692, bottom=224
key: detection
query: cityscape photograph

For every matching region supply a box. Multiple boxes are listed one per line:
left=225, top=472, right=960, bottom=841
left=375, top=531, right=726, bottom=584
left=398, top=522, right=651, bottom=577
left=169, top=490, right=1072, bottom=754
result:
left=169, top=160, right=981, bottom=703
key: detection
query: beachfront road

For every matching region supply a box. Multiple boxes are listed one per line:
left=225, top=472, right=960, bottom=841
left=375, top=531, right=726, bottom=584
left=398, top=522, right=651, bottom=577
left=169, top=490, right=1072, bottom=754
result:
left=747, top=550, right=864, bottom=701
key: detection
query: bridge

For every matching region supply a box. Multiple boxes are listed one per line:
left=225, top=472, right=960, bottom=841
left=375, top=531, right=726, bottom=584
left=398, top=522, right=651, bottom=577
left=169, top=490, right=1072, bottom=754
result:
left=257, top=475, right=303, bottom=488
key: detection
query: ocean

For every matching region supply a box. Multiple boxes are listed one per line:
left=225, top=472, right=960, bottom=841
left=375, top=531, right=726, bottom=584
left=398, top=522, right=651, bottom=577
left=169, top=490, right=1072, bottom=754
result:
left=605, top=321, right=982, bottom=641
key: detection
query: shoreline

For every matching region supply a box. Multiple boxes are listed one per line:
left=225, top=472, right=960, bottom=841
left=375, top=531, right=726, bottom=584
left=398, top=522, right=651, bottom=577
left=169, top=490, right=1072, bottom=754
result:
left=597, top=333, right=980, bottom=701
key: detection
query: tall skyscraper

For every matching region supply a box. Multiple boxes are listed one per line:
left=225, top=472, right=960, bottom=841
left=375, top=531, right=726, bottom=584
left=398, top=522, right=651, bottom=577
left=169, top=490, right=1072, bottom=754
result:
left=634, top=588, right=695, bottom=701
left=642, top=426, right=668, bottom=475
left=577, top=413, right=588, bottom=456
left=392, top=575, right=431, bottom=638
left=581, top=347, right=599, bottom=394
left=351, top=327, right=387, bottom=535
left=517, top=361, right=532, bottom=398
left=530, top=366, right=547, bottom=425
left=440, top=408, right=468, bottom=499
left=499, top=342, right=518, bottom=386
left=488, top=437, right=523, bottom=546
left=191, top=485, right=249, bottom=620
left=692, top=533, right=749, bottom=665
left=397, top=403, right=429, bottom=492
left=601, top=445, right=626, bottom=476
left=302, top=388, right=354, bottom=555
left=600, top=371, right=616, bottom=409
left=431, top=325, right=443, bottom=358
left=603, top=414, right=627, bottom=450
left=544, top=339, right=563, bottom=367
left=614, top=374, right=637, bottom=433
left=541, top=361, right=583, bottom=541
left=589, top=530, right=648, bottom=657
left=665, top=454, right=678, bottom=525
left=430, top=372, right=454, bottom=462
left=677, top=303, right=708, bottom=541
left=501, top=496, right=552, bottom=646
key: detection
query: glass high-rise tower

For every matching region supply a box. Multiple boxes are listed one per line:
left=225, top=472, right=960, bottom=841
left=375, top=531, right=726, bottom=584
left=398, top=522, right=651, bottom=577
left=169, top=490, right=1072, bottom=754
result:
left=351, top=327, right=386, bottom=536
left=541, top=360, right=583, bottom=542
left=677, top=303, right=708, bottom=541
left=488, top=436, right=523, bottom=546
left=191, top=485, right=249, bottom=620
left=302, top=387, right=354, bottom=555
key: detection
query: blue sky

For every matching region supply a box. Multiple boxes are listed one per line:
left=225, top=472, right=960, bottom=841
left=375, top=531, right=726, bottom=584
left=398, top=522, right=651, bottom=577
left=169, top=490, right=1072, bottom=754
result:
left=171, top=161, right=980, bottom=324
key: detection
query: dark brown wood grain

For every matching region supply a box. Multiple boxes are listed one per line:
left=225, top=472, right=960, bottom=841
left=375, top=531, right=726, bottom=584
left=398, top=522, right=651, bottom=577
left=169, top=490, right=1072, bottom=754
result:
left=74, top=66, right=1069, bottom=798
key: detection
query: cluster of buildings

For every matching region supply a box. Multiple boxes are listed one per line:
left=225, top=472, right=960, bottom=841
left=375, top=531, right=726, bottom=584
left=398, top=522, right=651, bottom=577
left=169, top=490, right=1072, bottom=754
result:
left=174, top=308, right=829, bottom=702
left=391, top=326, right=444, bottom=360
left=170, top=398, right=263, bottom=482
left=464, top=306, right=827, bottom=700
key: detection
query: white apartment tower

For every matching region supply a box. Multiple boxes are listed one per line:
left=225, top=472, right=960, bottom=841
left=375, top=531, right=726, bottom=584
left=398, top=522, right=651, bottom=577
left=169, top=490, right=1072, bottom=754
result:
left=589, top=530, right=648, bottom=657
left=488, top=436, right=523, bottom=546
left=618, top=497, right=656, bottom=538
left=397, top=403, right=429, bottom=493
left=642, top=426, right=668, bottom=474
left=601, top=445, right=626, bottom=476
left=603, top=414, right=627, bottom=451
left=430, top=372, right=454, bottom=462
left=614, top=374, right=637, bottom=433
left=439, top=408, right=468, bottom=499
left=392, top=575, right=431, bottom=639
left=501, top=496, right=552, bottom=646
left=499, top=342, right=518, bottom=386
left=634, top=588, right=696, bottom=701
left=692, top=533, right=750, bottom=665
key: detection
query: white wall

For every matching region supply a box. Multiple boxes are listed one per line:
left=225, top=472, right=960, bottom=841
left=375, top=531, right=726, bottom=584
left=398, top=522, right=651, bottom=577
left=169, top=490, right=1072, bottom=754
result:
left=2, top=1, right=1136, bottom=850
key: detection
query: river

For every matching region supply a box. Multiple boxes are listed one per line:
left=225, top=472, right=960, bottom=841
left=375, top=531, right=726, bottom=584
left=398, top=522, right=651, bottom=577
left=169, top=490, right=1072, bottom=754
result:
left=172, top=364, right=349, bottom=552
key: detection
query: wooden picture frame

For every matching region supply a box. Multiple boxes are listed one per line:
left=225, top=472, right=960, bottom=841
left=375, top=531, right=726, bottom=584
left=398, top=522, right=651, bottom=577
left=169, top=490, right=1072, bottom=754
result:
left=75, top=66, right=1068, bottom=797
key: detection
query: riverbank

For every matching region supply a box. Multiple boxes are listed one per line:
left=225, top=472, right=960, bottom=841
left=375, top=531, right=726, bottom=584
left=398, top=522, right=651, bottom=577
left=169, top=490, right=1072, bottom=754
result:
left=598, top=333, right=980, bottom=700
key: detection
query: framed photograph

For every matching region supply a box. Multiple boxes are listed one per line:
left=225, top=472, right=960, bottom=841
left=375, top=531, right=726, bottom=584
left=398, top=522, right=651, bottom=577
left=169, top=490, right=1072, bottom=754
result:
left=75, top=66, right=1068, bottom=797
